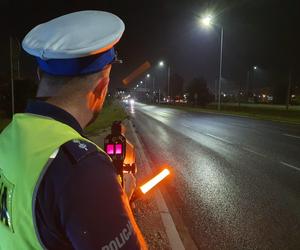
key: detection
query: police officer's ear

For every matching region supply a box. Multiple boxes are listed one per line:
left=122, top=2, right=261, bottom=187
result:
left=87, top=65, right=111, bottom=112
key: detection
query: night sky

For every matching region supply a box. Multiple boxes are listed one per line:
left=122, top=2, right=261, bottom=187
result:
left=1, top=0, right=299, bottom=90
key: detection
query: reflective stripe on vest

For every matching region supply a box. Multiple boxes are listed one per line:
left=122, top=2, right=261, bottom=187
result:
left=0, top=113, right=105, bottom=249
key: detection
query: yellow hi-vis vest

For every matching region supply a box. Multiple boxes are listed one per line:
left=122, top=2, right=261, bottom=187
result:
left=0, top=113, right=103, bottom=250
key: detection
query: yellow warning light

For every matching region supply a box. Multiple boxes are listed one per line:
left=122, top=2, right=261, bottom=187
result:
left=139, top=169, right=170, bottom=194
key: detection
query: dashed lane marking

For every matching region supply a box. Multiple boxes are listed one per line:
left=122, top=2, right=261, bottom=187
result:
left=182, top=124, right=191, bottom=128
left=283, top=134, right=300, bottom=140
left=280, top=161, right=300, bottom=172
left=242, top=147, right=266, bottom=158
left=205, top=133, right=233, bottom=144
left=159, top=113, right=170, bottom=118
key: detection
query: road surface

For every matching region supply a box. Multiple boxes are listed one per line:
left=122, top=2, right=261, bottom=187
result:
left=127, top=102, right=300, bottom=250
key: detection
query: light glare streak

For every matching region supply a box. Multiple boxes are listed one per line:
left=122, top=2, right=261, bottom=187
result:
left=140, top=169, right=170, bottom=194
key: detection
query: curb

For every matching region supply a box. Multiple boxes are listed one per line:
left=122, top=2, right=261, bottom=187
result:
left=127, top=120, right=185, bottom=250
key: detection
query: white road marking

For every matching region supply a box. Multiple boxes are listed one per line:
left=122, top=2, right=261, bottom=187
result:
left=242, top=147, right=266, bottom=158
left=206, top=133, right=232, bottom=144
left=128, top=121, right=186, bottom=250
left=182, top=124, right=191, bottom=128
left=283, top=134, right=300, bottom=140
left=280, top=161, right=300, bottom=172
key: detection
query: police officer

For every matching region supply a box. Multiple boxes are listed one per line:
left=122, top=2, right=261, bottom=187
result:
left=0, top=11, right=147, bottom=249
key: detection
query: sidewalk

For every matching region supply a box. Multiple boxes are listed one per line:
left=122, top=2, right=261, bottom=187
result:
left=88, top=120, right=171, bottom=249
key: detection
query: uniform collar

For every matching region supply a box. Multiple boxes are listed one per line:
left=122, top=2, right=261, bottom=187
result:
left=25, top=99, right=84, bottom=135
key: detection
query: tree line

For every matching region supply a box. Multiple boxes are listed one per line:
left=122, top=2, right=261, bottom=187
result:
left=164, top=73, right=214, bottom=106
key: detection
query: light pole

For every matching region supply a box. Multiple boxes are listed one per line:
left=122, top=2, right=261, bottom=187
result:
left=218, top=27, right=224, bottom=111
left=158, top=61, right=171, bottom=99
left=200, top=14, right=224, bottom=111
left=246, top=66, right=258, bottom=98
left=146, top=74, right=150, bottom=90
left=158, top=61, right=164, bottom=103
left=145, top=71, right=157, bottom=103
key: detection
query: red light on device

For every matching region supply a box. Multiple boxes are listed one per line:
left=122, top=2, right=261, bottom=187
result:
left=115, top=144, right=123, bottom=155
left=106, top=144, right=114, bottom=155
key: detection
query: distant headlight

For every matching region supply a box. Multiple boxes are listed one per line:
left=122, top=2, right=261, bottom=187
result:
left=130, top=99, right=135, bottom=105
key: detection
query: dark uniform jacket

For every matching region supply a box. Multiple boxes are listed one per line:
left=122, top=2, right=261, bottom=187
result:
left=26, top=100, right=142, bottom=250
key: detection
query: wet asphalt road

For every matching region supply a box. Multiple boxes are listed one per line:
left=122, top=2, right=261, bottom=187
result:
left=127, top=102, right=300, bottom=250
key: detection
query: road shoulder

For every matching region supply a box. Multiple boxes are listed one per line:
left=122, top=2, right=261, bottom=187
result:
left=88, top=121, right=172, bottom=249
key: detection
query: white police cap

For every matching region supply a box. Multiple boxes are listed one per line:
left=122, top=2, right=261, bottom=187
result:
left=22, top=10, right=125, bottom=76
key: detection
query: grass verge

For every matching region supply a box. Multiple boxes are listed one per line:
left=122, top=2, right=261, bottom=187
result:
left=158, top=103, right=300, bottom=124
left=1, top=102, right=128, bottom=134
left=85, top=102, right=128, bottom=134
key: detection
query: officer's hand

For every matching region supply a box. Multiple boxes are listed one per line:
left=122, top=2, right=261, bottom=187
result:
left=123, top=172, right=136, bottom=201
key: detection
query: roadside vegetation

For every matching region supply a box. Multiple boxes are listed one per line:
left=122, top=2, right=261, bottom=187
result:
left=159, top=102, right=300, bottom=124
left=148, top=74, right=300, bottom=124
left=1, top=100, right=128, bottom=133
left=85, top=101, right=128, bottom=134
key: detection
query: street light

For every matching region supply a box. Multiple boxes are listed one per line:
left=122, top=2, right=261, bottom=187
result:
left=201, top=14, right=213, bottom=27
left=246, top=65, right=259, bottom=96
left=158, top=60, right=171, bottom=98
left=200, top=14, right=224, bottom=111
left=145, top=74, right=151, bottom=91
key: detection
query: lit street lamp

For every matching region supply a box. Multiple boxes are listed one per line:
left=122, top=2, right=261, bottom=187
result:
left=200, top=14, right=224, bottom=111
left=145, top=74, right=151, bottom=90
left=201, top=15, right=213, bottom=27
left=158, top=60, right=171, bottom=98
left=246, top=65, right=259, bottom=96
left=159, top=61, right=164, bottom=67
